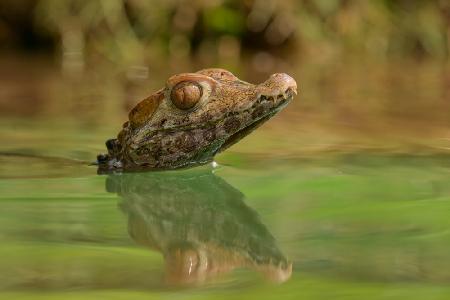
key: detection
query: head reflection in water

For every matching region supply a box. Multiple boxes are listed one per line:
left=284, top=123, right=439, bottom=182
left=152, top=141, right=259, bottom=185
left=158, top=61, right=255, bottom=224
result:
left=105, top=170, right=292, bottom=286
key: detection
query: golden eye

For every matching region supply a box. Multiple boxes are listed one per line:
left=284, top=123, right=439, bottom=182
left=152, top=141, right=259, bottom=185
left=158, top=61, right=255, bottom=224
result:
left=170, top=81, right=202, bottom=110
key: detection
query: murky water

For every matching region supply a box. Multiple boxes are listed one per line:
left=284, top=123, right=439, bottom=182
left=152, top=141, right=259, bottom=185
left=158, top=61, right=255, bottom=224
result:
left=1, top=58, right=450, bottom=299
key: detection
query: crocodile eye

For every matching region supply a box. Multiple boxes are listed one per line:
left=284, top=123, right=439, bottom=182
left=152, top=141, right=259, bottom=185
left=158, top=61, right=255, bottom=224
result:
left=170, top=81, right=202, bottom=110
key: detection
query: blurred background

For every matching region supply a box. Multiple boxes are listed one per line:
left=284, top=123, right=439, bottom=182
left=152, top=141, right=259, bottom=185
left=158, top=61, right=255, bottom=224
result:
left=1, top=0, right=450, bottom=160
left=2, top=1, right=450, bottom=299
left=2, top=0, right=450, bottom=65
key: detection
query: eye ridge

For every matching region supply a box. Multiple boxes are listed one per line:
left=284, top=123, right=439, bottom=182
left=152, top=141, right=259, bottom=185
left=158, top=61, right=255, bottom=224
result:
left=170, top=81, right=203, bottom=110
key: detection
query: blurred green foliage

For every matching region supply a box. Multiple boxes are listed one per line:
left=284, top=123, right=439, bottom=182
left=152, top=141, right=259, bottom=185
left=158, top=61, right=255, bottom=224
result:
left=1, top=0, right=449, bottom=68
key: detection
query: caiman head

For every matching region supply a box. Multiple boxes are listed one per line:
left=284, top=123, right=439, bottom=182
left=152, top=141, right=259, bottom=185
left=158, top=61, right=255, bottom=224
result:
left=98, top=68, right=297, bottom=171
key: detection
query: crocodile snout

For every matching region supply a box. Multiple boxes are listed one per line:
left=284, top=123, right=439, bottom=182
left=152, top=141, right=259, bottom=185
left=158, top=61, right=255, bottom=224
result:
left=98, top=68, right=297, bottom=171
left=258, top=73, right=298, bottom=98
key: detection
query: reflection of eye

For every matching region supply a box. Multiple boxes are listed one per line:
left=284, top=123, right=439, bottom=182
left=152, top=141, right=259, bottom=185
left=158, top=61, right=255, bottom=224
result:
left=170, top=81, right=202, bottom=110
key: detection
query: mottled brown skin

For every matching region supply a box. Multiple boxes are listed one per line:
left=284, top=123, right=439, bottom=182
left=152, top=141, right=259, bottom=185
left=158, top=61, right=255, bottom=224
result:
left=98, top=68, right=297, bottom=171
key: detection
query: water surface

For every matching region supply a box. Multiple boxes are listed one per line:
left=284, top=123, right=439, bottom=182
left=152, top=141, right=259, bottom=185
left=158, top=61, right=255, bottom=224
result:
left=1, top=59, right=450, bottom=299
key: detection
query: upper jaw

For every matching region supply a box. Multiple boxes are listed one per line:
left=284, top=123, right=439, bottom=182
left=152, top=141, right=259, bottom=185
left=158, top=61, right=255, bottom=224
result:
left=256, top=73, right=298, bottom=99
left=216, top=87, right=296, bottom=154
left=255, top=86, right=297, bottom=111
left=244, top=73, right=297, bottom=116
left=124, top=73, right=297, bottom=136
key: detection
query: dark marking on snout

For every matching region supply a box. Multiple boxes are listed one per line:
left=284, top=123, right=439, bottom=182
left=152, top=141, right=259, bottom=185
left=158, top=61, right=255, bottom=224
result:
left=251, top=106, right=266, bottom=119
left=200, top=112, right=212, bottom=123
left=224, top=117, right=241, bottom=134
left=176, top=132, right=196, bottom=152
left=203, top=130, right=216, bottom=142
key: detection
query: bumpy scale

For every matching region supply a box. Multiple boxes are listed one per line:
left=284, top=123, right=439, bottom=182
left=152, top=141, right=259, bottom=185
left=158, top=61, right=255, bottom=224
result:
left=98, top=68, right=297, bottom=171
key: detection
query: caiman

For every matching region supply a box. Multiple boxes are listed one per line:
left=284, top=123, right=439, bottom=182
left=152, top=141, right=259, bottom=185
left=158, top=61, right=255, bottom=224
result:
left=106, top=170, right=292, bottom=285
left=97, top=68, right=297, bottom=171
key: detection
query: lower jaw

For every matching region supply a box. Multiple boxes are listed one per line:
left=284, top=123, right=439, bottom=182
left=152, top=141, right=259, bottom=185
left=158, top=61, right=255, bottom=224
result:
left=217, top=96, right=292, bottom=153
left=100, top=96, right=292, bottom=171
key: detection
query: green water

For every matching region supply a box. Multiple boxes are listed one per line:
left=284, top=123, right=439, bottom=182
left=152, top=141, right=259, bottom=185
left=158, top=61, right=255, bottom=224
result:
left=1, top=61, right=450, bottom=299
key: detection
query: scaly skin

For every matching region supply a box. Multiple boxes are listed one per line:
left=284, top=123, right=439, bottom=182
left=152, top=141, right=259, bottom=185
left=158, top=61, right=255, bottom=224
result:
left=98, top=68, right=297, bottom=171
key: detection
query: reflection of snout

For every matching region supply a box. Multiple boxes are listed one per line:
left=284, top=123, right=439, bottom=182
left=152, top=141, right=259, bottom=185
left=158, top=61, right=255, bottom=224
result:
left=260, top=261, right=293, bottom=284
left=258, top=73, right=298, bottom=97
left=164, top=242, right=293, bottom=286
left=164, top=244, right=208, bottom=286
